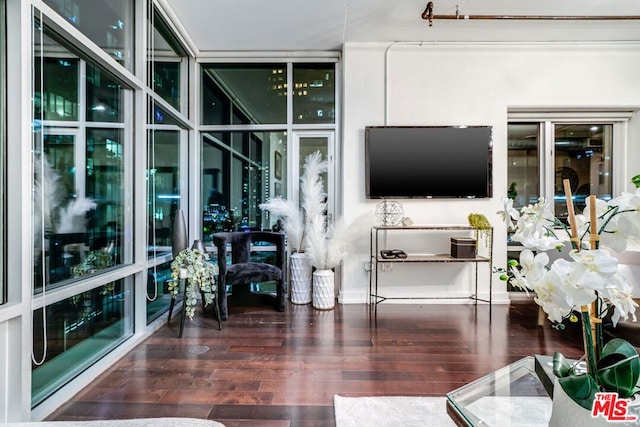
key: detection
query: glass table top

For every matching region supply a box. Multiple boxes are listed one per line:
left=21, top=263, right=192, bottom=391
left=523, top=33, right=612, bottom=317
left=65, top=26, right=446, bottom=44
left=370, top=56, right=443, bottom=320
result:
left=446, top=356, right=553, bottom=426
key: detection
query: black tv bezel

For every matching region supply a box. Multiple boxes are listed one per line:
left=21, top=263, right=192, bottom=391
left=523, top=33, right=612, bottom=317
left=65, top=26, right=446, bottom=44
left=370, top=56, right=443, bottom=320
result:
left=364, top=125, right=493, bottom=199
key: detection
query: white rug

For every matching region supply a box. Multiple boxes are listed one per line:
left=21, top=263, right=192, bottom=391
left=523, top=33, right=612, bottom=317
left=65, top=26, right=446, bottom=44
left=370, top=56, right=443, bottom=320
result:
left=334, top=395, right=457, bottom=427
left=0, top=418, right=224, bottom=427
left=334, top=395, right=553, bottom=427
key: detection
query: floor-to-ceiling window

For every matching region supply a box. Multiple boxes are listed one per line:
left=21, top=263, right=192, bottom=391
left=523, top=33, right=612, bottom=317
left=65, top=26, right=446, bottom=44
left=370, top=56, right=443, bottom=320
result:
left=0, top=0, right=5, bottom=305
left=146, top=5, right=190, bottom=323
left=31, top=16, right=134, bottom=407
left=1, top=0, right=199, bottom=420
left=199, top=61, right=337, bottom=243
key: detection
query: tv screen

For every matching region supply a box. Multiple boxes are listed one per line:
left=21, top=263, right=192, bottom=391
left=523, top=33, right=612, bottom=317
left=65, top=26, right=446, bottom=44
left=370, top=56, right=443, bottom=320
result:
left=365, top=126, right=492, bottom=199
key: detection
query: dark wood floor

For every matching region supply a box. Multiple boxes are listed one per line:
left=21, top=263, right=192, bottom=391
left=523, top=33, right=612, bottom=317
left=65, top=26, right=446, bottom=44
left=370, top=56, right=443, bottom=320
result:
left=47, top=298, right=585, bottom=427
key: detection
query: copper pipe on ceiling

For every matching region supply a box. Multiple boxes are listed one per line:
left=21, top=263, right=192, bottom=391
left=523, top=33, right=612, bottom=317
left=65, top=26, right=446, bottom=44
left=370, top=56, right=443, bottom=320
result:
left=429, top=15, right=640, bottom=21
left=421, top=2, right=640, bottom=25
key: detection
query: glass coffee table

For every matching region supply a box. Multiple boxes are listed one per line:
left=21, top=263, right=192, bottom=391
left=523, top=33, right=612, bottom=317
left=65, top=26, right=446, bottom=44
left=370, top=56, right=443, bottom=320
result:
left=446, top=356, right=556, bottom=426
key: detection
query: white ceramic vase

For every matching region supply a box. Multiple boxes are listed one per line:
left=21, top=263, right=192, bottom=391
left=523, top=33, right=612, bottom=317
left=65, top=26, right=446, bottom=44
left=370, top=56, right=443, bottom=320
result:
left=312, top=269, right=335, bottom=310
left=290, top=252, right=312, bottom=304
left=549, top=378, right=640, bottom=427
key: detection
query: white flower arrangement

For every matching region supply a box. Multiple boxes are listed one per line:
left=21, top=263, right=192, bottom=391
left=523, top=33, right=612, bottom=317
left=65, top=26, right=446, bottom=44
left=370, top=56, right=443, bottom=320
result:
left=498, top=185, right=639, bottom=326
left=500, top=177, right=640, bottom=409
left=169, top=248, right=216, bottom=320
left=260, top=151, right=372, bottom=270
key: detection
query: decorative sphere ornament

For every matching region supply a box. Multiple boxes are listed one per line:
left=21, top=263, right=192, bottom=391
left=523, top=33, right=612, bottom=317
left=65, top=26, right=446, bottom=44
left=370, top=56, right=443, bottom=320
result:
left=375, top=201, right=404, bottom=226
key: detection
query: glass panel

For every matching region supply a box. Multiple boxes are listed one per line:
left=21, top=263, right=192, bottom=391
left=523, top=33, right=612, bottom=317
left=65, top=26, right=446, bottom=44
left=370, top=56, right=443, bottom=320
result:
left=43, top=133, right=76, bottom=195
left=554, top=124, right=613, bottom=221
left=148, top=11, right=184, bottom=111
left=299, top=137, right=328, bottom=197
left=33, top=25, right=129, bottom=291
left=31, top=280, right=132, bottom=406
left=148, top=101, right=181, bottom=126
left=293, top=63, right=335, bottom=124
left=507, top=123, right=540, bottom=208
left=86, top=128, right=125, bottom=266
left=201, top=131, right=283, bottom=241
left=0, top=0, right=5, bottom=304
left=146, top=261, right=173, bottom=323
left=147, top=129, right=180, bottom=257
left=43, top=0, right=134, bottom=69
left=86, top=64, right=123, bottom=122
left=33, top=55, right=79, bottom=121
left=201, top=64, right=287, bottom=125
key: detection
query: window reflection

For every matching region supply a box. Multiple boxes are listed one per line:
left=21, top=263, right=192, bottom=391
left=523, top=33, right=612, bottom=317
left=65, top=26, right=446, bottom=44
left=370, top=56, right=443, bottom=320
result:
left=33, top=56, right=79, bottom=121
left=507, top=122, right=613, bottom=223
left=33, top=25, right=128, bottom=291
left=507, top=123, right=540, bottom=208
left=31, top=280, right=132, bottom=406
left=147, top=128, right=180, bottom=255
left=146, top=261, right=173, bottom=323
left=0, top=0, right=5, bottom=304
left=554, top=124, right=613, bottom=221
left=43, top=0, right=134, bottom=70
left=86, top=64, right=123, bottom=122
left=201, top=64, right=287, bottom=125
left=148, top=10, right=185, bottom=111
left=86, top=128, right=125, bottom=264
left=201, top=131, right=282, bottom=241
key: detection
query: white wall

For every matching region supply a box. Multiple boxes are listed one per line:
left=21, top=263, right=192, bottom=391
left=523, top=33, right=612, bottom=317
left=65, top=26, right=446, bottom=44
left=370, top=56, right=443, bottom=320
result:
left=339, top=41, right=640, bottom=304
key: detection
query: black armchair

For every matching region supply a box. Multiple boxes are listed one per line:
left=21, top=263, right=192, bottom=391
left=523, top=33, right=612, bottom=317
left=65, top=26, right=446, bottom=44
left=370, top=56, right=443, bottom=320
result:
left=212, top=231, right=286, bottom=320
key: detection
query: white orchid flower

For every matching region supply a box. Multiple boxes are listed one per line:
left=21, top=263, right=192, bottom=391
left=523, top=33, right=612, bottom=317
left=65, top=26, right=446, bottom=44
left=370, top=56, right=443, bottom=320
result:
left=597, top=213, right=632, bottom=253
left=602, top=274, right=638, bottom=326
left=511, top=225, right=564, bottom=251
left=509, top=267, right=533, bottom=292
left=547, top=259, right=597, bottom=308
left=569, top=248, right=619, bottom=275
left=518, top=249, right=549, bottom=282
left=498, top=197, right=520, bottom=230
left=614, top=195, right=640, bottom=237
left=533, top=270, right=574, bottom=323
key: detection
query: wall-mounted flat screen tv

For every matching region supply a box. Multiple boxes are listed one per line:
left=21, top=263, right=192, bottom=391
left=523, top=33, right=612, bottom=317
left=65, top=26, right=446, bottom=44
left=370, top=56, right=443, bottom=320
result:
left=365, top=126, right=493, bottom=199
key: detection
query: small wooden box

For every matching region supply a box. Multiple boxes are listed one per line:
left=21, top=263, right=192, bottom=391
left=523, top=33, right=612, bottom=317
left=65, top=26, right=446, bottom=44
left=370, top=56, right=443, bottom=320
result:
left=451, top=237, right=477, bottom=258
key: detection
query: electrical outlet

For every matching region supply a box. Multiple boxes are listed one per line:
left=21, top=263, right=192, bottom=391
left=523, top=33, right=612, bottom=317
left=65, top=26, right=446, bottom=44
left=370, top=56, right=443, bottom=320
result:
left=363, top=261, right=372, bottom=272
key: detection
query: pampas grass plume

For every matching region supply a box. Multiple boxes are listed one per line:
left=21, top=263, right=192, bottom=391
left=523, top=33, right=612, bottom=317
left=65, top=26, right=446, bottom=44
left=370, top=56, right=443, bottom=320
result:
left=300, top=151, right=327, bottom=222
left=57, top=197, right=98, bottom=233
left=259, top=197, right=305, bottom=251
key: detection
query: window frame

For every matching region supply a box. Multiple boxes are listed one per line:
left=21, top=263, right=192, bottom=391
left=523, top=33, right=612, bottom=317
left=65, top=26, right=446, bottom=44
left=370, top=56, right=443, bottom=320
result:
left=0, top=0, right=6, bottom=304
left=507, top=110, right=632, bottom=216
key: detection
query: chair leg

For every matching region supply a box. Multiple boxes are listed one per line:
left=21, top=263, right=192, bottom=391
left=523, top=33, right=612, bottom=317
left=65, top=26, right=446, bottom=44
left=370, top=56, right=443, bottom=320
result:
left=213, top=295, right=223, bottom=331
left=218, top=278, right=228, bottom=321
left=276, top=279, right=285, bottom=312
left=199, top=288, right=222, bottom=330
left=168, top=295, right=175, bottom=321
left=178, top=280, right=187, bottom=338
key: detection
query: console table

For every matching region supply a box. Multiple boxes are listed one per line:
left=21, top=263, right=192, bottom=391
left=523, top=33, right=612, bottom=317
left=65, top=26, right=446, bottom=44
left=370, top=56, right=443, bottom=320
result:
left=369, top=225, right=493, bottom=309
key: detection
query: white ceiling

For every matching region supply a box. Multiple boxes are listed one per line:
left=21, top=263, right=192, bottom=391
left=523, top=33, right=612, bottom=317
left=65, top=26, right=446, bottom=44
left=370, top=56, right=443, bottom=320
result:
left=164, top=0, right=640, bottom=52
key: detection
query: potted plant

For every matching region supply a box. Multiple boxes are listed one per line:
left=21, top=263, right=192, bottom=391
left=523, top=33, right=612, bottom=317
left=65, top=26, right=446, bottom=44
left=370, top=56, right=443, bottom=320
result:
left=260, top=151, right=328, bottom=305
left=305, top=214, right=370, bottom=310
left=497, top=177, right=640, bottom=424
left=300, top=153, right=371, bottom=310
left=169, top=247, right=216, bottom=320
left=467, top=212, right=492, bottom=250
